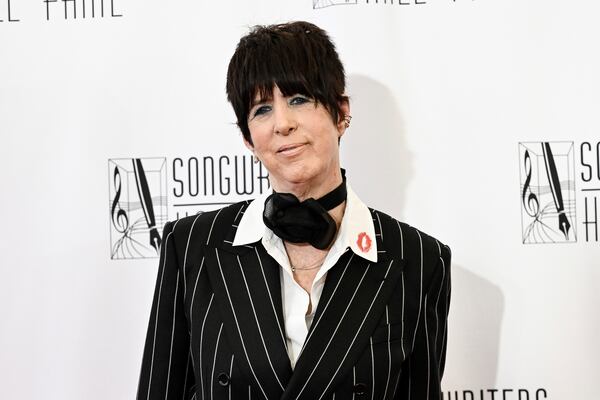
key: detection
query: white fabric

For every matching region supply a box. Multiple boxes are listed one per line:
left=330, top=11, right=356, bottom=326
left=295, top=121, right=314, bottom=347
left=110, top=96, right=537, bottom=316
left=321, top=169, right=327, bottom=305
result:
left=232, top=183, right=377, bottom=368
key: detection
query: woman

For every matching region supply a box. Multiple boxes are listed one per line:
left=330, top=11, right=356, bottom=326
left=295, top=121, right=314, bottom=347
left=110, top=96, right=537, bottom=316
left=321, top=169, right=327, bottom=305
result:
left=137, top=21, right=451, bottom=400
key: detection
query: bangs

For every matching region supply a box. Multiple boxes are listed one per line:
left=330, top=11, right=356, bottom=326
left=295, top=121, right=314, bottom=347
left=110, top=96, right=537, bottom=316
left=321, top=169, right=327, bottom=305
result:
left=248, top=79, right=315, bottom=109
left=242, top=33, right=323, bottom=110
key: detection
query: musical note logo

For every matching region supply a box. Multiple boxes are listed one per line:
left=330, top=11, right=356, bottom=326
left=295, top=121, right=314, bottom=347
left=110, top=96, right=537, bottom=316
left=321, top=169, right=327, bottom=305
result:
left=519, top=142, right=577, bottom=244
left=108, top=158, right=168, bottom=259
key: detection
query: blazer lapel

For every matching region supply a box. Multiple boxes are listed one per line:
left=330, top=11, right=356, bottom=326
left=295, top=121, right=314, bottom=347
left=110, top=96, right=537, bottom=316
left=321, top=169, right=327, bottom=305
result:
left=205, top=241, right=292, bottom=399
left=281, top=251, right=405, bottom=400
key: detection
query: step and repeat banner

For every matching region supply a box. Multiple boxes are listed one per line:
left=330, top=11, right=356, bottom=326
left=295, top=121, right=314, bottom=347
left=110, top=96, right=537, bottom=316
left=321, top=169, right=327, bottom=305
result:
left=1, top=0, right=598, bottom=399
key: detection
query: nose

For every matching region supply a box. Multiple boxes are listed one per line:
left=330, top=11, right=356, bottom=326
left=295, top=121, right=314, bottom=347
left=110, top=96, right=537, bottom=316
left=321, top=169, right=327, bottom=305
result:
left=273, top=102, right=297, bottom=136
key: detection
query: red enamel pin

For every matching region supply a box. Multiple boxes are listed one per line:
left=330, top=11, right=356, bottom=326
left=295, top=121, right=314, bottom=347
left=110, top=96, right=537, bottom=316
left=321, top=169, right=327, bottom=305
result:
left=356, top=232, right=372, bottom=253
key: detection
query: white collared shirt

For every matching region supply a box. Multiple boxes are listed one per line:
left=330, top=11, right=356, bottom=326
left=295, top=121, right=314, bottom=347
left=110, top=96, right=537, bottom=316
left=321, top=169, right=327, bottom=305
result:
left=232, top=183, right=378, bottom=368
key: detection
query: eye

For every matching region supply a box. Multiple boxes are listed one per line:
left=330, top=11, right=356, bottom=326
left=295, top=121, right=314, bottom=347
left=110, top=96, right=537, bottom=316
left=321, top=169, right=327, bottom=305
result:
left=253, top=105, right=271, bottom=117
left=290, top=95, right=310, bottom=105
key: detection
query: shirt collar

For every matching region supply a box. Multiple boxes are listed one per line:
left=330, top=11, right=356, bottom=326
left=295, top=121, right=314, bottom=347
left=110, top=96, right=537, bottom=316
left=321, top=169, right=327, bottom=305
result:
left=232, top=182, right=378, bottom=263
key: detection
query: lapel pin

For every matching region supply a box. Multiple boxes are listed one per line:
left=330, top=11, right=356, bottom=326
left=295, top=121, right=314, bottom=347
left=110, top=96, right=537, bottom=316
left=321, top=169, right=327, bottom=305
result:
left=356, top=232, right=372, bottom=253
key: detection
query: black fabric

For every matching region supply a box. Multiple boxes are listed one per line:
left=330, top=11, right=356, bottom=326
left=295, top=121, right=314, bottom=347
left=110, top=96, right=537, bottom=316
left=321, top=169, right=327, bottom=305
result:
left=262, top=171, right=347, bottom=249
left=136, top=201, right=453, bottom=400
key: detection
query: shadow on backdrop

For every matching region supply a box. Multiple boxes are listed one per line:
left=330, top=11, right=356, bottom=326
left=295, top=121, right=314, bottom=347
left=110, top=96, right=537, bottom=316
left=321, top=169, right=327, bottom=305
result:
left=341, top=74, right=413, bottom=220
left=444, top=265, right=504, bottom=388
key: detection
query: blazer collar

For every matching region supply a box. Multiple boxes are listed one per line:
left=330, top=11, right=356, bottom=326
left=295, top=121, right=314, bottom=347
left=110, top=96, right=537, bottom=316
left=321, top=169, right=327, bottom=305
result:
left=231, top=183, right=378, bottom=263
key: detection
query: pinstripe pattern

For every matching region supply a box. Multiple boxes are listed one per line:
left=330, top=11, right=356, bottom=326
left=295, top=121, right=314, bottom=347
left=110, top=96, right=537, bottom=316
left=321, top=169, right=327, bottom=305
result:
left=206, top=209, right=223, bottom=245
left=181, top=352, right=190, bottom=400
left=407, top=358, right=412, bottom=400
left=425, top=295, right=431, bottom=400
left=215, top=248, right=269, bottom=400
left=236, top=254, right=285, bottom=389
left=400, top=271, right=406, bottom=360
left=411, top=230, right=424, bottom=352
left=164, top=269, right=181, bottom=398
left=182, top=214, right=203, bottom=298
left=198, top=293, right=214, bottom=399
left=352, top=367, right=356, bottom=400
left=210, top=323, right=223, bottom=400
left=233, top=202, right=248, bottom=223
left=370, top=335, right=375, bottom=399
left=137, top=201, right=451, bottom=400
left=375, top=212, right=384, bottom=242
left=296, top=263, right=372, bottom=399
left=381, top=305, right=391, bottom=400
left=433, top=242, right=445, bottom=374
left=299, top=253, right=354, bottom=357
left=189, top=257, right=205, bottom=325
left=396, top=220, right=404, bottom=259
left=254, top=247, right=288, bottom=352
left=315, top=260, right=395, bottom=400
left=228, top=355, right=234, bottom=400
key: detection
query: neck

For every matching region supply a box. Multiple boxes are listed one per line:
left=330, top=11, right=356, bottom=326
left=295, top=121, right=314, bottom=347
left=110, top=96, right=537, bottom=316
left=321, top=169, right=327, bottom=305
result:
left=271, top=167, right=344, bottom=202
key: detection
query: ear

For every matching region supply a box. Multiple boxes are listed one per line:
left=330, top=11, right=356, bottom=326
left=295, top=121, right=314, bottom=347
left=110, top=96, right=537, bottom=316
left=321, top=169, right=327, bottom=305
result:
left=242, top=136, right=254, bottom=151
left=336, top=97, right=351, bottom=137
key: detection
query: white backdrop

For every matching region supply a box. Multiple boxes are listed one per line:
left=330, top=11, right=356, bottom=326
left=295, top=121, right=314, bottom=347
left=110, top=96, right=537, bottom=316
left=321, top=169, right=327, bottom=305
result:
left=1, top=0, right=599, bottom=399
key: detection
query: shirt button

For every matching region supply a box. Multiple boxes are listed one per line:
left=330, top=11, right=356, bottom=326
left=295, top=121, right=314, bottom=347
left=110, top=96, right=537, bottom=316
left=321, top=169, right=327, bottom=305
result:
left=353, top=383, right=367, bottom=395
left=217, top=372, right=230, bottom=387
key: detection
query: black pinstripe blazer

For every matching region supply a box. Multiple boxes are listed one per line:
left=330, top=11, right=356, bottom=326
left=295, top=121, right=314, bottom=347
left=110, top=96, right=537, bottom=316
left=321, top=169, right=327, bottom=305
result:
left=137, top=200, right=451, bottom=400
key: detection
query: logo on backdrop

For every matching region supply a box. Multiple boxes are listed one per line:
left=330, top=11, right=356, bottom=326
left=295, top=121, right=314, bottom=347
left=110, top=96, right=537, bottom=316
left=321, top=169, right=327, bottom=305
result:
left=0, top=0, right=122, bottom=23
left=519, top=142, right=576, bottom=244
left=109, top=158, right=168, bottom=260
left=313, top=0, right=357, bottom=8
left=170, top=155, right=270, bottom=219
left=0, top=0, right=19, bottom=22
left=108, top=155, right=270, bottom=259
left=519, top=140, right=600, bottom=244
left=312, top=0, right=469, bottom=9
left=444, top=388, right=548, bottom=400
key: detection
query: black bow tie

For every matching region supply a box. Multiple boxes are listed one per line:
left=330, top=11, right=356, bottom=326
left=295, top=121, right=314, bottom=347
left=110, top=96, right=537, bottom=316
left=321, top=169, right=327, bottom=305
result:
left=262, top=171, right=347, bottom=250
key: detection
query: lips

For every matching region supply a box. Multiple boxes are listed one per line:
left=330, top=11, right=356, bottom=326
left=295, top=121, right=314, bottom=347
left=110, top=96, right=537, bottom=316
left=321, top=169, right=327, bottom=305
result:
left=277, top=143, right=306, bottom=153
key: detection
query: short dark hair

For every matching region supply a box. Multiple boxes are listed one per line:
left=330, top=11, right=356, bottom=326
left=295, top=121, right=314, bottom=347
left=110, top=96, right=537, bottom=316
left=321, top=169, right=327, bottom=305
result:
left=226, top=21, right=348, bottom=144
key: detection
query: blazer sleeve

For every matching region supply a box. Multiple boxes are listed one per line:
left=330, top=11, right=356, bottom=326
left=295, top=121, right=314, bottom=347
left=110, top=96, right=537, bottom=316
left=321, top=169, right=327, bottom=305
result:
left=395, top=243, right=452, bottom=399
left=137, top=221, right=196, bottom=400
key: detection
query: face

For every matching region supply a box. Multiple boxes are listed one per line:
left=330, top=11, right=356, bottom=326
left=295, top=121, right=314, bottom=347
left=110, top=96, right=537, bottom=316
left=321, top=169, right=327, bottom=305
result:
left=245, top=86, right=349, bottom=197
